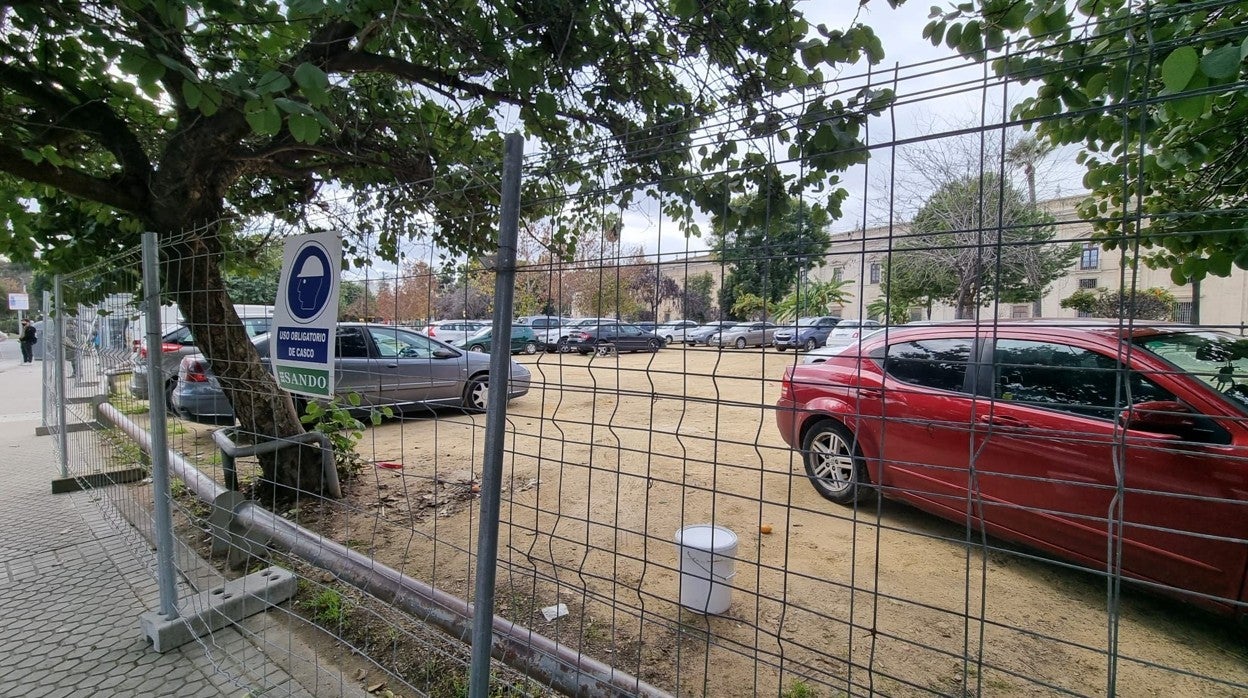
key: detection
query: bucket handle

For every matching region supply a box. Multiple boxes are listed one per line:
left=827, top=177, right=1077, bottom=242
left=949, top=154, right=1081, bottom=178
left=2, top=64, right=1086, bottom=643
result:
left=686, top=554, right=737, bottom=581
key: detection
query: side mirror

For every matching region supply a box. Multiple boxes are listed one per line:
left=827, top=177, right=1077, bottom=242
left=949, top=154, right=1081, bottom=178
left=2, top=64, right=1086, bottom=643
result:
left=1120, top=400, right=1197, bottom=432
left=432, top=348, right=458, bottom=359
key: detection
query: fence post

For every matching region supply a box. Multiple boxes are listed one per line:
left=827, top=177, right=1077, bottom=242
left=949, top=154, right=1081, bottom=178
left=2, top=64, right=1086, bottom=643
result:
left=53, top=276, right=69, bottom=479
left=42, top=289, right=51, bottom=428
left=142, top=232, right=180, bottom=619
left=468, top=132, right=523, bottom=697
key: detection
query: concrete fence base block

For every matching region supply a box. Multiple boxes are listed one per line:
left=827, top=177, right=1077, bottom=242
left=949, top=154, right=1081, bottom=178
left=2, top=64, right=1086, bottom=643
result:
left=36, top=421, right=99, bottom=436
left=140, top=566, right=298, bottom=653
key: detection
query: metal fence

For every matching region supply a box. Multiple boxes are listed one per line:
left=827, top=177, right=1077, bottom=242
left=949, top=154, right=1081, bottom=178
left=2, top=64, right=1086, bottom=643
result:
left=40, top=15, right=1248, bottom=698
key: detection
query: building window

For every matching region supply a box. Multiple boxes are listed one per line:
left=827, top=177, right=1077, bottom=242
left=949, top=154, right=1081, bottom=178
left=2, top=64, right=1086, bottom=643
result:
left=1011, top=305, right=1029, bottom=319
left=1078, top=277, right=1098, bottom=289
left=1077, top=309, right=1092, bottom=318
left=832, top=267, right=844, bottom=282
left=908, top=307, right=925, bottom=322
left=869, top=262, right=881, bottom=284
left=1080, top=243, right=1099, bottom=270
left=1173, top=301, right=1193, bottom=324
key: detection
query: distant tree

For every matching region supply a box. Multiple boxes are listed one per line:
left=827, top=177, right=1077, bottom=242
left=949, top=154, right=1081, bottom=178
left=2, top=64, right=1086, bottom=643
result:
left=630, top=264, right=682, bottom=322
left=888, top=173, right=1079, bottom=319
left=730, top=293, right=768, bottom=321
left=679, top=272, right=717, bottom=323
left=1060, top=287, right=1176, bottom=321
left=773, top=278, right=853, bottom=321
left=711, top=197, right=832, bottom=315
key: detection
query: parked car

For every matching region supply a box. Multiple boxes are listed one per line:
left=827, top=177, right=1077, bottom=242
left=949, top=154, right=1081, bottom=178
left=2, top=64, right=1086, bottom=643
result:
left=654, top=319, right=701, bottom=345
left=542, top=317, right=616, bottom=353
left=516, top=315, right=568, bottom=331
left=802, top=329, right=884, bottom=364
left=773, top=316, right=842, bottom=352
left=171, top=323, right=531, bottom=423
left=456, top=325, right=541, bottom=355
left=131, top=306, right=274, bottom=402
left=564, top=323, right=665, bottom=355
left=423, top=320, right=487, bottom=345
left=776, top=321, right=1248, bottom=618
left=709, top=321, right=779, bottom=349
left=825, top=318, right=881, bottom=342
left=685, top=321, right=740, bottom=346
left=635, top=322, right=658, bottom=333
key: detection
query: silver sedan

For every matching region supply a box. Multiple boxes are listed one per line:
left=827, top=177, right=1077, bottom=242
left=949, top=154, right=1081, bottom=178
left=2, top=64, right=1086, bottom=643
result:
left=709, top=321, right=779, bottom=349
left=171, top=323, right=530, bottom=424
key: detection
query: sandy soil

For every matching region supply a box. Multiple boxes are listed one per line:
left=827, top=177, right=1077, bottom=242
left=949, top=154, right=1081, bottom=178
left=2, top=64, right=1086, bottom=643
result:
left=177, top=346, right=1248, bottom=696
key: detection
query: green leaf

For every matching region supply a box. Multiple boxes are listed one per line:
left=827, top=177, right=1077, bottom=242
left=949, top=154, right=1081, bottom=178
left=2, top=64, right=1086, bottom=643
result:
left=672, top=0, right=698, bottom=19
left=244, top=99, right=281, bottom=136
left=1208, top=251, right=1233, bottom=276
left=293, top=63, right=330, bottom=106
left=288, top=113, right=321, bottom=144
left=1170, top=266, right=1188, bottom=285
left=346, top=392, right=362, bottom=407
left=534, top=93, right=557, bottom=120
left=1161, top=46, right=1198, bottom=92
left=1200, top=44, right=1242, bottom=80
left=257, top=70, right=291, bottom=94
left=273, top=98, right=315, bottom=115
left=1242, top=36, right=1248, bottom=61
left=182, top=80, right=202, bottom=109
left=197, top=85, right=223, bottom=116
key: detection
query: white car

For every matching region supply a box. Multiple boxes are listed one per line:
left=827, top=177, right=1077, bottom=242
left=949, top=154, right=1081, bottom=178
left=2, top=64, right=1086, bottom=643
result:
left=423, top=320, right=488, bottom=345
left=654, top=319, right=700, bottom=345
left=802, top=328, right=886, bottom=364
left=825, top=318, right=881, bottom=341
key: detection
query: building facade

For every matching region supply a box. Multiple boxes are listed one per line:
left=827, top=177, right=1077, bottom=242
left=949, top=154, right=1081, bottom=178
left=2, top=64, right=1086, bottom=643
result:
left=657, top=196, right=1248, bottom=330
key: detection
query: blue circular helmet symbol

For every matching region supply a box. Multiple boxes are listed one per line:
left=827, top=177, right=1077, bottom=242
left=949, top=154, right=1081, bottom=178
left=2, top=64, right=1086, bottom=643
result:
left=286, top=244, right=333, bottom=322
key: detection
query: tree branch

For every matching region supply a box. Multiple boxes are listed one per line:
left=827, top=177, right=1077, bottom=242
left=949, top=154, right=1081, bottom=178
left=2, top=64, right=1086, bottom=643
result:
left=0, top=63, right=154, bottom=185
left=0, top=144, right=145, bottom=213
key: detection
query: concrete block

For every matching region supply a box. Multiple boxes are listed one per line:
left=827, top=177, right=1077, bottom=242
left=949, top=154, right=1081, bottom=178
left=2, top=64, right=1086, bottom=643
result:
left=139, top=567, right=296, bottom=653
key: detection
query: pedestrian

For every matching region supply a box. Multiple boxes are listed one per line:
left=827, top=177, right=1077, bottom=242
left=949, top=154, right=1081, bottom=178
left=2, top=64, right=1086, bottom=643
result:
left=18, top=319, right=36, bottom=364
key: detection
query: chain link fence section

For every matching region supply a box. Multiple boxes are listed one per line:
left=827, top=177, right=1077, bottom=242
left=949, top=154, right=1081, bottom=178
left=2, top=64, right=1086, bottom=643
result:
left=38, top=10, right=1248, bottom=698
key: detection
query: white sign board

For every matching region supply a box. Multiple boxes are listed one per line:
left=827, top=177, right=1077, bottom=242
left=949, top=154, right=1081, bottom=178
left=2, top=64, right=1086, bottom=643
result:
left=7, top=293, right=29, bottom=311
left=271, top=232, right=341, bottom=398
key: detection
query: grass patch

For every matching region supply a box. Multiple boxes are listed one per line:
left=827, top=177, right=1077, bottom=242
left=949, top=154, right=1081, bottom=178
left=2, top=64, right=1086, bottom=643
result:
left=307, top=587, right=347, bottom=626
left=783, top=680, right=818, bottom=698
left=118, top=402, right=150, bottom=415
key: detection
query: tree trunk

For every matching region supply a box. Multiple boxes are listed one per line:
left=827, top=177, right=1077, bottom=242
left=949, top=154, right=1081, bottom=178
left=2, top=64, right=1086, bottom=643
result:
left=163, top=235, right=324, bottom=498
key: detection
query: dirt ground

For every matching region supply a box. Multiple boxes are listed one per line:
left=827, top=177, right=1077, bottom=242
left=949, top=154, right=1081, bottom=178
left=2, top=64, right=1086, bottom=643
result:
left=172, top=346, right=1248, bottom=697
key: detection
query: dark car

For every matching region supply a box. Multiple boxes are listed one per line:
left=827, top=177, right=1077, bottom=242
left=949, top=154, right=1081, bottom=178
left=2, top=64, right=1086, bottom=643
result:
left=685, top=321, right=739, bottom=346
left=564, top=323, right=664, bottom=355
left=775, top=321, right=1248, bottom=618
left=171, top=323, right=531, bottom=424
left=456, top=325, right=541, bottom=355
left=773, top=316, right=842, bottom=351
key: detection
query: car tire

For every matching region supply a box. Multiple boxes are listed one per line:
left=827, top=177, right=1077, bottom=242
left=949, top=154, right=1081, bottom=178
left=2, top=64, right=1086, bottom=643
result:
left=665, top=335, right=675, bottom=345
left=647, top=338, right=661, bottom=351
left=523, top=341, right=538, bottom=355
left=557, top=339, right=573, bottom=353
left=804, top=338, right=818, bottom=351
left=164, top=379, right=177, bottom=415
left=802, top=420, right=870, bottom=505
left=776, top=345, right=787, bottom=352
left=469, top=343, right=486, bottom=353
left=735, top=337, right=747, bottom=349
left=462, top=375, right=488, bottom=412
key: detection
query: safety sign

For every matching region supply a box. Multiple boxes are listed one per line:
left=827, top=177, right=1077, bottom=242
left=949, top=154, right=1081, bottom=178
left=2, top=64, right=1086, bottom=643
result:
left=271, top=232, right=341, bottom=398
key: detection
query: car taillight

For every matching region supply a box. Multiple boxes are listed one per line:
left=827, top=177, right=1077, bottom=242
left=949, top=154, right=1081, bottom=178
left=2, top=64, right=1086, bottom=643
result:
left=427, top=326, right=436, bottom=337
left=780, top=369, right=793, bottom=399
left=576, top=332, right=591, bottom=340
left=180, top=357, right=209, bottom=383
left=138, top=344, right=147, bottom=359
left=161, top=342, right=181, bottom=353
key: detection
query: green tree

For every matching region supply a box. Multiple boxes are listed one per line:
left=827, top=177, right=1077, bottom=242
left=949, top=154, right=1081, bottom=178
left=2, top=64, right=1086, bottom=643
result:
left=1060, top=287, right=1177, bottom=321
left=928, top=0, right=1248, bottom=285
left=680, top=272, right=717, bottom=323
left=0, top=0, right=891, bottom=493
left=773, top=278, right=853, bottom=321
left=888, top=173, right=1078, bottom=319
left=730, top=292, right=768, bottom=321
left=711, top=197, right=833, bottom=316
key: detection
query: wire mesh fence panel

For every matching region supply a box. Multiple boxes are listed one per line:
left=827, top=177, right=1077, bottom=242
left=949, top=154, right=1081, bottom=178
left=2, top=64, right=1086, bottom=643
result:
left=35, top=4, right=1248, bottom=697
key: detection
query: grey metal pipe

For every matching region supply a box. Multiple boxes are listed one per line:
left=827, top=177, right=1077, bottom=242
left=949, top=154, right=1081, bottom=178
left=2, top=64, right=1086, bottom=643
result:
left=210, top=427, right=341, bottom=499
left=97, top=403, right=670, bottom=698
left=470, top=132, right=523, bottom=697
left=141, top=234, right=181, bottom=620
left=54, top=277, right=69, bottom=479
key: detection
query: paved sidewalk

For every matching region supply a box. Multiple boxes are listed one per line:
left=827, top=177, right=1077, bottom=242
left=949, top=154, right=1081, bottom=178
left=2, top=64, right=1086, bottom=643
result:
left=0, top=338, right=352, bottom=697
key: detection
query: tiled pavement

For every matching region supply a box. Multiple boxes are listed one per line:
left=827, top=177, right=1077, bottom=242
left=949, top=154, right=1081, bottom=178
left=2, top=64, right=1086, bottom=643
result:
left=0, top=338, right=364, bottom=697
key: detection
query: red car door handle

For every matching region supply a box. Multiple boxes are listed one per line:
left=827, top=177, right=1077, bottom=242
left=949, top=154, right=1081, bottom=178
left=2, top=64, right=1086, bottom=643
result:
left=860, top=388, right=883, bottom=399
left=978, top=414, right=1029, bottom=428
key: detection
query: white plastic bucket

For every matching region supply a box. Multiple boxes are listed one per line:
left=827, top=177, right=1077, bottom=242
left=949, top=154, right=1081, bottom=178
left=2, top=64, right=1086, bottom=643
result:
left=673, top=525, right=738, bottom=614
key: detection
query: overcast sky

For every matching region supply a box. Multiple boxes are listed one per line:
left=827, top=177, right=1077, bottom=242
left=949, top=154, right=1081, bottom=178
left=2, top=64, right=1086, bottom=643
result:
left=356, top=1, right=1088, bottom=280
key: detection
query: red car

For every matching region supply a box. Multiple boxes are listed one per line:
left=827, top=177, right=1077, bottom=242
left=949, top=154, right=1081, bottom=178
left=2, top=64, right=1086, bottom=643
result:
left=775, top=321, right=1248, bottom=618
